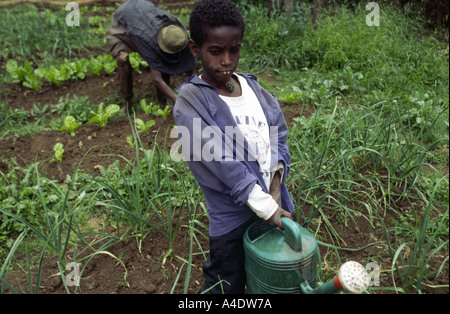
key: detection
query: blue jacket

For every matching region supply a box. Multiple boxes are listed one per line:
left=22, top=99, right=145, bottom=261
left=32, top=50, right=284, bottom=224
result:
left=173, top=73, right=294, bottom=236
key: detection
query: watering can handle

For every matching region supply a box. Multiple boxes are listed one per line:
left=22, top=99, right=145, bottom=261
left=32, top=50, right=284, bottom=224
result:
left=281, top=217, right=302, bottom=252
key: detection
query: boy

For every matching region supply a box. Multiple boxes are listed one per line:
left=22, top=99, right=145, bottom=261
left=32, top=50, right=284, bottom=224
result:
left=173, top=0, right=294, bottom=294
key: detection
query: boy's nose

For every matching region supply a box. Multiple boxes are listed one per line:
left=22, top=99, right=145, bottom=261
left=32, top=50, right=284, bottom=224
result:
left=221, top=52, right=232, bottom=66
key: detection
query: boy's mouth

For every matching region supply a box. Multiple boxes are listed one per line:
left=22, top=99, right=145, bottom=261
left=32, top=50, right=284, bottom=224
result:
left=219, top=70, right=233, bottom=75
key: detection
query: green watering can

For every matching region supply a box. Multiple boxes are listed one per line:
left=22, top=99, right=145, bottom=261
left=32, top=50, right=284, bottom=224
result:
left=243, top=217, right=369, bottom=294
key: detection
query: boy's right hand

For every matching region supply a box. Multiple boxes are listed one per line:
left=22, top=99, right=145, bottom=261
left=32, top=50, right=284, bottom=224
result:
left=267, top=206, right=291, bottom=229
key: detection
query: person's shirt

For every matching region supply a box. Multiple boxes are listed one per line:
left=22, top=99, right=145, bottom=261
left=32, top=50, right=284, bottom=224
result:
left=111, top=0, right=196, bottom=74
left=218, top=74, right=285, bottom=221
left=173, top=73, right=294, bottom=236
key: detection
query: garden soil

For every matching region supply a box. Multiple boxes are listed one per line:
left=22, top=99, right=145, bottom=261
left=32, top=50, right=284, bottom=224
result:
left=0, top=68, right=305, bottom=295
left=2, top=69, right=447, bottom=294
left=1, top=0, right=448, bottom=295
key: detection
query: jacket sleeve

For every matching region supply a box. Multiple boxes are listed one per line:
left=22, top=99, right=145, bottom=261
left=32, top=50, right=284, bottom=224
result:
left=173, top=84, right=259, bottom=207
left=258, top=84, right=291, bottom=183
left=259, top=85, right=295, bottom=212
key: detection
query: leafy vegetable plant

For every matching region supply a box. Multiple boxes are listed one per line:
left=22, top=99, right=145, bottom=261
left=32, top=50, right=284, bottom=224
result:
left=51, top=143, right=64, bottom=162
left=88, top=54, right=117, bottom=76
left=126, top=135, right=135, bottom=148
left=140, top=99, right=159, bottom=114
left=6, top=59, right=42, bottom=91
left=6, top=54, right=117, bottom=90
left=35, top=59, right=90, bottom=86
left=135, top=118, right=156, bottom=134
left=87, top=103, right=120, bottom=127
left=155, top=106, right=171, bottom=121
left=60, top=115, right=82, bottom=137
left=129, top=52, right=148, bottom=74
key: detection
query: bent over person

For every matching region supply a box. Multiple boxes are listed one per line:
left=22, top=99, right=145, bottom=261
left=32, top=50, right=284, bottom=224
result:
left=106, top=0, right=197, bottom=112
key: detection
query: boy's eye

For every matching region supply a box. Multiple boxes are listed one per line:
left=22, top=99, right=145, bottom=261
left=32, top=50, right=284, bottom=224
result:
left=231, top=46, right=241, bottom=53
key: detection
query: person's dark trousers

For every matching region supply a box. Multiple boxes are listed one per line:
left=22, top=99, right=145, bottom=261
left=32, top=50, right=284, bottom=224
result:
left=200, top=216, right=257, bottom=294
left=117, top=51, right=133, bottom=112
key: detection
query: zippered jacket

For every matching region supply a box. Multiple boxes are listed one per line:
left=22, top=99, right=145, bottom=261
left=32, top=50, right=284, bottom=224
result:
left=173, top=73, right=294, bottom=236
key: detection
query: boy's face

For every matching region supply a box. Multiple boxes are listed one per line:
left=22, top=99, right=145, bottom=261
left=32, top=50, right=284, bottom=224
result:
left=189, top=26, right=242, bottom=88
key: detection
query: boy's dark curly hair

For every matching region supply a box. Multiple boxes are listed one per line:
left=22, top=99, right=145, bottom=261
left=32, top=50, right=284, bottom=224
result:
left=189, top=0, right=245, bottom=46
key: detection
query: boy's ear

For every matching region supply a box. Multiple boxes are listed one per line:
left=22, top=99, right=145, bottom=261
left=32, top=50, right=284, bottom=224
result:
left=188, top=39, right=200, bottom=59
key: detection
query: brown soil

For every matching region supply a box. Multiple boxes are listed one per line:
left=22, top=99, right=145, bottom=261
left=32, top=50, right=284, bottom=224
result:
left=3, top=67, right=447, bottom=294
left=1, top=70, right=180, bottom=182
left=0, top=0, right=306, bottom=295
left=6, top=219, right=209, bottom=294
left=0, top=62, right=306, bottom=296
left=0, top=69, right=303, bottom=182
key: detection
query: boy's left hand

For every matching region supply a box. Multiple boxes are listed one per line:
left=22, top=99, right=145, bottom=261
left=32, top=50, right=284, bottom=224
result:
left=267, top=206, right=291, bottom=229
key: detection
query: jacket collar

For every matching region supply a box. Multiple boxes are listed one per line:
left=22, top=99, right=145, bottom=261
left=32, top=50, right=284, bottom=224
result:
left=181, top=73, right=271, bottom=133
left=186, top=72, right=259, bottom=91
left=185, top=72, right=264, bottom=111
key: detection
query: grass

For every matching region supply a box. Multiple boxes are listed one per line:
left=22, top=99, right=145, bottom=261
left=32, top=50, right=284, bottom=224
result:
left=285, top=97, right=448, bottom=292
left=0, top=161, right=86, bottom=293
left=0, top=3, right=105, bottom=62
left=87, top=121, right=204, bottom=259
left=240, top=2, right=449, bottom=142
left=0, top=122, right=208, bottom=293
left=0, top=2, right=448, bottom=294
left=239, top=1, right=448, bottom=293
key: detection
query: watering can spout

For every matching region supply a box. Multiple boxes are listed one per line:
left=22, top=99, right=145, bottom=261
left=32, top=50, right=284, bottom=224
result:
left=301, top=261, right=370, bottom=294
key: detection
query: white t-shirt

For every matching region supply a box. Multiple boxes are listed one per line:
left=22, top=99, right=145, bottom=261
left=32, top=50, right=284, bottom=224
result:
left=219, top=74, right=281, bottom=220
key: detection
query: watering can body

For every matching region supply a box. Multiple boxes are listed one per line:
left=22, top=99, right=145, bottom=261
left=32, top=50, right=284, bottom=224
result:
left=243, top=217, right=318, bottom=294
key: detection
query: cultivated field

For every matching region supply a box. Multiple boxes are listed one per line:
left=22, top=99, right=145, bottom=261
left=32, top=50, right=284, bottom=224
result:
left=0, top=0, right=448, bottom=294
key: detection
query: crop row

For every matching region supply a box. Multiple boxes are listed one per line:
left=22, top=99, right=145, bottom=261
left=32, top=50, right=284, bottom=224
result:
left=5, top=53, right=148, bottom=91
left=54, top=99, right=171, bottom=162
